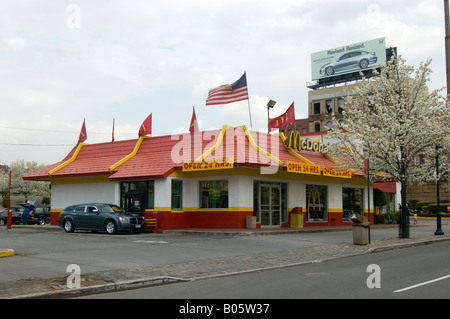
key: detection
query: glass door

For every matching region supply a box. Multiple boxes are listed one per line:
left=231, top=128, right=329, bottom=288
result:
left=260, top=184, right=281, bottom=227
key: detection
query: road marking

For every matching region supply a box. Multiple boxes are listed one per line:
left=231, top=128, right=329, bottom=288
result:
left=134, top=240, right=168, bottom=244
left=394, top=275, right=450, bottom=293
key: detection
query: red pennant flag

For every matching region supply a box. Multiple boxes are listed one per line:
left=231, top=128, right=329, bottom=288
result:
left=77, top=119, right=87, bottom=144
left=189, top=107, right=199, bottom=133
left=269, top=102, right=295, bottom=132
left=139, top=113, right=152, bottom=137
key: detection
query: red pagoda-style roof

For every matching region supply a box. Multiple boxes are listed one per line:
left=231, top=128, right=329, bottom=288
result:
left=23, top=125, right=354, bottom=182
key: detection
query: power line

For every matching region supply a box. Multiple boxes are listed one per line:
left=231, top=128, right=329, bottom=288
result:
left=0, top=125, right=135, bottom=135
left=0, top=143, right=73, bottom=146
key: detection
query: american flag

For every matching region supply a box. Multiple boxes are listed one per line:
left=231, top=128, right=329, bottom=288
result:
left=206, top=73, right=249, bottom=106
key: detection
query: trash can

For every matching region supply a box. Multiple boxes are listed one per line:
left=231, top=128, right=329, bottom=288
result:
left=290, top=207, right=303, bottom=229
left=350, top=213, right=369, bottom=245
left=246, top=216, right=256, bottom=229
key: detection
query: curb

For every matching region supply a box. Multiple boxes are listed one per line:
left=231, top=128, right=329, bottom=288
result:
left=0, top=249, right=14, bottom=258
left=12, top=276, right=185, bottom=299
left=366, top=236, right=450, bottom=253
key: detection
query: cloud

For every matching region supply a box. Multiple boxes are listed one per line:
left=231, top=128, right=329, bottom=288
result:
left=0, top=0, right=446, bottom=165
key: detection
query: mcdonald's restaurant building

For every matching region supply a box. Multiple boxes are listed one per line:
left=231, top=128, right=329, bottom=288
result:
left=24, top=125, right=374, bottom=231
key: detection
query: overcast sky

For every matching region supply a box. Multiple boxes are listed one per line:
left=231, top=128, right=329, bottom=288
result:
left=0, top=0, right=447, bottom=165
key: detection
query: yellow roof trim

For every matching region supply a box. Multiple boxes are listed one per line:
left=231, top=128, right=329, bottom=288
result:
left=324, top=146, right=356, bottom=175
left=278, top=133, right=315, bottom=165
left=48, top=143, right=88, bottom=177
left=194, top=125, right=232, bottom=162
left=194, top=125, right=283, bottom=167
left=239, top=125, right=284, bottom=167
left=109, top=136, right=147, bottom=173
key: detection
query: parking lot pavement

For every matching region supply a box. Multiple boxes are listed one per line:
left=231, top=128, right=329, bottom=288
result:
left=0, top=222, right=449, bottom=299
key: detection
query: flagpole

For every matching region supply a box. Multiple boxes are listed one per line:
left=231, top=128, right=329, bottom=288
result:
left=112, top=118, right=115, bottom=142
left=245, top=71, right=253, bottom=130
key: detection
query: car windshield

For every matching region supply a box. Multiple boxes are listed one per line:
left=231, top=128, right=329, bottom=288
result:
left=98, top=204, right=125, bottom=214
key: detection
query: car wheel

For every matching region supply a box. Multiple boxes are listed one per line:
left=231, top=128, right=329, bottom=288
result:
left=325, top=66, right=334, bottom=76
left=359, top=59, right=369, bottom=69
left=63, top=219, right=75, bottom=233
left=105, top=220, right=117, bottom=235
left=38, top=217, right=46, bottom=225
left=0, top=219, right=5, bottom=226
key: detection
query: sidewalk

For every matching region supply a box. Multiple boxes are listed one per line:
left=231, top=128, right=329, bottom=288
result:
left=1, top=222, right=449, bottom=299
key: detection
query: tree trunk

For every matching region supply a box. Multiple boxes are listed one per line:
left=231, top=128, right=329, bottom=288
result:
left=399, top=181, right=410, bottom=238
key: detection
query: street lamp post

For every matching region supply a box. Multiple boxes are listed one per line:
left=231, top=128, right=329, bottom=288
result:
left=267, top=100, right=276, bottom=133
left=435, top=144, right=444, bottom=235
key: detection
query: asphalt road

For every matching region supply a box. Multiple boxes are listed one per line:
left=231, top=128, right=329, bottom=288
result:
left=1, top=221, right=449, bottom=300
left=78, top=241, right=450, bottom=299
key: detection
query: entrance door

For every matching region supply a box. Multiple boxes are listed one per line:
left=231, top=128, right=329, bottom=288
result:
left=259, top=184, right=281, bottom=227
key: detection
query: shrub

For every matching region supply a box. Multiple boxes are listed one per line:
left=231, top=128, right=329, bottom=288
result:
left=374, top=211, right=400, bottom=224
left=427, top=203, right=450, bottom=214
left=416, top=201, right=435, bottom=213
left=385, top=211, right=400, bottom=224
left=374, top=214, right=385, bottom=224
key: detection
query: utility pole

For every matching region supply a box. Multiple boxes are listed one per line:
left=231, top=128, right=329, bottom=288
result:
left=445, top=0, right=450, bottom=222
left=445, top=0, right=450, bottom=95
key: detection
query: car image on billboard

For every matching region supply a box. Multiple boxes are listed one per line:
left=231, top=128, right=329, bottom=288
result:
left=319, top=50, right=378, bottom=77
left=311, top=37, right=386, bottom=81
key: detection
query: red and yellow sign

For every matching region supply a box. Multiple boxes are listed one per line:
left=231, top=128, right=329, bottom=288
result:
left=287, top=161, right=321, bottom=175
left=322, top=166, right=352, bottom=178
left=183, top=158, right=234, bottom=172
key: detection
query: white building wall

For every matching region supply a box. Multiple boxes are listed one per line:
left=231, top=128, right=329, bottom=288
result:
left=287, top=180, right=306, bottom=209
left=154, top=179, right=170, bottom=208
left=52, top=182, right=119, bottom=210
left=229, top=175, right=253, bottom=208
left=328, top=183, right=343, bottom=210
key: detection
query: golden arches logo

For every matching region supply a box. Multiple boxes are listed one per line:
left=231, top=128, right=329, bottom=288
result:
left=307, top=188, right=322, bottom=211
left=284, top=131, right=302, bottom=150
left=284, top=131, right=329, bottom=154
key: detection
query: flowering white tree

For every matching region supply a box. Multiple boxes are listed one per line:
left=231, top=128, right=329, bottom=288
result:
left=0, top=160, right=50, bottom=206
left=328, top=55, right=450, bottom=238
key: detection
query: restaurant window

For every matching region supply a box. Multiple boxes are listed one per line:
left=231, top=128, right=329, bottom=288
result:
left=342, top=188, right=363, bottom=221
left=314, top=122, right=321, bottom=132
left=306, top=185, right=327, bottom=221
left=326, top=100, right=333, bottom=114
left=121, top=181, right=154, bottom=212
left=171, top=180, right=183, bottom=210
left=338, top=98, right=344, bottom=114
left=200, top=180, right=228, bottom=209
left=313, top=102, right=321, bottom=114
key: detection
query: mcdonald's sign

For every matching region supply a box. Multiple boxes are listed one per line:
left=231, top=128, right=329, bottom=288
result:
left=307, top=188, right=323, bottom=211
left=284, top=131, right=328, bottom=154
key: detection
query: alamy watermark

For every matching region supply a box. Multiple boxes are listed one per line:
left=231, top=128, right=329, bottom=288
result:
left=366, top=264, right=381, bottom=289
left=366, top=4, right=381, bottom=29
left=170, top=126, right=282, bottom=175
left=66, top=264, right=81, bottom=289
left=66, top=4, right=81, bottom=29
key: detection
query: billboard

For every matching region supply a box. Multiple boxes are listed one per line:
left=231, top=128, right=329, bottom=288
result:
left=311, top=37, right=386, bottom=81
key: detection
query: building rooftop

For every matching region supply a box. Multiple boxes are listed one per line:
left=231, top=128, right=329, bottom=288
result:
left=23, top=125, right=358, bottom=182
